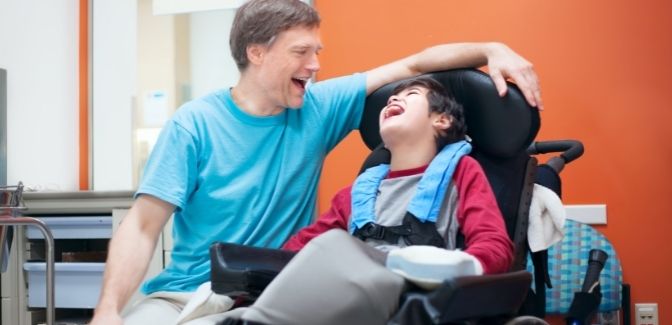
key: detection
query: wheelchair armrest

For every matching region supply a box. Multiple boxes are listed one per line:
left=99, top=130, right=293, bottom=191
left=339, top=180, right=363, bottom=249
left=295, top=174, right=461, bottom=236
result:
left=210, top=242, right=296, bottom=297
left=390, top=270, right=532, bottom=324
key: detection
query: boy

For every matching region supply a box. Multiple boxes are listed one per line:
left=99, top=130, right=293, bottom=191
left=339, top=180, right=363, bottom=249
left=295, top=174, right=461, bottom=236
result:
left=234, top=76, right=513, bottom=325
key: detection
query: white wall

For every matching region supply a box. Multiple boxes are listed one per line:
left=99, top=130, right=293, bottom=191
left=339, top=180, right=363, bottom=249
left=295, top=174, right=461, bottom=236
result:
left=189, top=9, right=239, bottom=98
left=0, top=0, right=79, bottom=191
left=92, top=0, right=136, bottom=191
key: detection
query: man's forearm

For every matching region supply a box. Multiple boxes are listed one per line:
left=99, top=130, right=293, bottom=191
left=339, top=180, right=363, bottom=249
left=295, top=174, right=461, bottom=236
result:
left=95, top=215, right=160, bottom=314
left=365, top=42, right=496, bottom=94
left=364, top=42, right=541, bottom=109
left=91, top=196, right=173, bottom=325
left=407, top=42, right=493, bottom=76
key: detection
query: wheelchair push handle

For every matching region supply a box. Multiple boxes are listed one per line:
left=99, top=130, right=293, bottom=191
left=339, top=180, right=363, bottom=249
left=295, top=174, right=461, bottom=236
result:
left=527, top=140, right=584, bottom=173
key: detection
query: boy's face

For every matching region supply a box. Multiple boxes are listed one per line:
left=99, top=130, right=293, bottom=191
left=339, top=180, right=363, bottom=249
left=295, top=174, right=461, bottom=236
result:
left=252, top=26, right=322, bottom=110
left=379, top=86, right=448, bottom=148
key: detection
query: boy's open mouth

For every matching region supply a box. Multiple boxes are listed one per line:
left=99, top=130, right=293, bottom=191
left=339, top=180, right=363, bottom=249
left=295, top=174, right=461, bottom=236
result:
left=384, top=105, right=405, bottom=119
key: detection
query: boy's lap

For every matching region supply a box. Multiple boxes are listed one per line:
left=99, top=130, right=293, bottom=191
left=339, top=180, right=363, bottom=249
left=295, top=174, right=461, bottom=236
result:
left=241, top=229, right=405, bottom=325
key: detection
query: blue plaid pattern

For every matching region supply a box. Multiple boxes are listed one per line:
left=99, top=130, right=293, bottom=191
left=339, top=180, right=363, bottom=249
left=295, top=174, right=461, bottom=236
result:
left=526, top=219, right=622, bottom=313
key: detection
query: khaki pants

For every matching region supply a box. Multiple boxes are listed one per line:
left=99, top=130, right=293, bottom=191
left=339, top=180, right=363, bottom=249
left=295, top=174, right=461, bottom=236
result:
left=122, top=286, right=244, bottom=325
left=241, top=229, right=406, bottom=325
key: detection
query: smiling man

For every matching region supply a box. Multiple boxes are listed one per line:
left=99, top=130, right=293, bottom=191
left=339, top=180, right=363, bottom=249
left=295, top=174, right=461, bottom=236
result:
left=91, top=0, right=542, bottom=324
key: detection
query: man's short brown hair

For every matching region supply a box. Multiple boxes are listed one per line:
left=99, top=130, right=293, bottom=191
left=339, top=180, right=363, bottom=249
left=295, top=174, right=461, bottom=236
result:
left=230, top=0, right=320, bottom=71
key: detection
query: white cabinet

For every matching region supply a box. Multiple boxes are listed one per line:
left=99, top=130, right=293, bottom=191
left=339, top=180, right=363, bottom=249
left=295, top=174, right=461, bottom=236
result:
left=0, top=191, right=150, bottom=325
left=23, top=262, right=105, bottom=309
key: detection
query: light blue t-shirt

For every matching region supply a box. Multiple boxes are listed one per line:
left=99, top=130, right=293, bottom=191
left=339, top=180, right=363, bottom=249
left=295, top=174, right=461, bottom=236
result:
left=137, top=73, right=367, bottom=293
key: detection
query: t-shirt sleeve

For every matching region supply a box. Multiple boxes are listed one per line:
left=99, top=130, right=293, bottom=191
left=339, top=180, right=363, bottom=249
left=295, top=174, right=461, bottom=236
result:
left=282, top=185, right=353, bottom=251
left=306, top=73, right=367, bottom=152
left=135, top=119, right=199, bottom=211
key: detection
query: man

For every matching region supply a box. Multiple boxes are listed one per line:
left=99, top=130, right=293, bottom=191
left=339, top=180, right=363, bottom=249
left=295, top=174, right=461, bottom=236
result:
left=91, top=0, right=542, bottom=324
left=233, top=76, right=513, bottom=325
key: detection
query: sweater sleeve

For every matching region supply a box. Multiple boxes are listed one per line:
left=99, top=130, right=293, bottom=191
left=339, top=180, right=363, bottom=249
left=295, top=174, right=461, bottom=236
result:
left=454, top=156, right=514, bottom=274
left=283, top=185, right=353, bottom=252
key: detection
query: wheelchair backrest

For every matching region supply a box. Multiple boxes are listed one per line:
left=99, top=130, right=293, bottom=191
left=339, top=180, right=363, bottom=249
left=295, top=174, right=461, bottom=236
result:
left=360, top=69, right=540, bottom=270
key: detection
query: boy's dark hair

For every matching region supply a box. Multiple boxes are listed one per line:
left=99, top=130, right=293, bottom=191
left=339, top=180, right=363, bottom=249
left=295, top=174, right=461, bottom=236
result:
left=391, top=76, right=467, bottom=149
left=230, top=0, right=321, bottom=71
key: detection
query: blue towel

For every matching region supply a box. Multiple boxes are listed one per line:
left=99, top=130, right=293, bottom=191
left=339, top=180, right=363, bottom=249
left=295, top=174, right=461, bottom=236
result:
left=350, top=140, right=472, bottom=233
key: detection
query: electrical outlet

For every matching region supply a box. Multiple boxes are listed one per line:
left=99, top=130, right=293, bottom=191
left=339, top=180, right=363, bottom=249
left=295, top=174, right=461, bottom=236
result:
left=635, top=303, right=658, bottom=325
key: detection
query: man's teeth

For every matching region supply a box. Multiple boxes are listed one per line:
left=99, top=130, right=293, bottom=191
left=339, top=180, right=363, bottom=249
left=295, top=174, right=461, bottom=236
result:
left=293, top=77, right=309, bottom=85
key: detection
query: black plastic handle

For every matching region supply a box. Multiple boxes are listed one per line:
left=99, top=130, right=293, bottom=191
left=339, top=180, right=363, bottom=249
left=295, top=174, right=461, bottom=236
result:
left=581, top=249, right=608, bottom=293
left=527, top=140, right=584, bottom=173
left=528, top=140, right=584, bottom=163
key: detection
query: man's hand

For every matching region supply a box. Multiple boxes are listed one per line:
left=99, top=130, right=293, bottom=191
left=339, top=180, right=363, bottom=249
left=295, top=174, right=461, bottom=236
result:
left=485, top=43, right=543, bottom=110
left=89, top=308, right=123, bottom=325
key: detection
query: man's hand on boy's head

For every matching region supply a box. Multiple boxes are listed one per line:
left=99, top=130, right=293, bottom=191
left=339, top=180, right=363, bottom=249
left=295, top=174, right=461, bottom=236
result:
left=485, top=43, right=544, bottom=111
left=363, top=42, right=543, bottom=110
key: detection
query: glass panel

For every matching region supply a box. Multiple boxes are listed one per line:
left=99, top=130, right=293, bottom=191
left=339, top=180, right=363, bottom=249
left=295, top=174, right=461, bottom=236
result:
left=132, top=1, right=239, bottom=186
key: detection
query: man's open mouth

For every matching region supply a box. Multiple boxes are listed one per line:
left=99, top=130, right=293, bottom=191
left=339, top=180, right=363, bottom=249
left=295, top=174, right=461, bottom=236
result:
left=292, top=77, right=308, bottom=90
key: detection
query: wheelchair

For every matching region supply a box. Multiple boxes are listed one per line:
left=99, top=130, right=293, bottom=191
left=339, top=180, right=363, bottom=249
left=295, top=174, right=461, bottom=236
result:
left=210, top=69, right=593, bottom=325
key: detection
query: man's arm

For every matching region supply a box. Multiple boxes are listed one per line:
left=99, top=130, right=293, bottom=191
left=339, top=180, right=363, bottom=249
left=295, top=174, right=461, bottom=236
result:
left=90, top=195, right=174, bottom=325
left=365, top=42, right=543, bottom=110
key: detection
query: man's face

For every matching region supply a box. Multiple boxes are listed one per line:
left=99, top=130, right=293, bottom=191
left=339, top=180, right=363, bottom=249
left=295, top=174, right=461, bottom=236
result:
left=379, top=86, right=442, bottom=147
left=255, top=26, right=322, bottom=110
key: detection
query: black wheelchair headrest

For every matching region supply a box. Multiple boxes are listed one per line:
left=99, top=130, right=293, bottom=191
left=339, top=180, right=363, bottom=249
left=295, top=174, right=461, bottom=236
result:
left=360, top=69, right=540, bottom=159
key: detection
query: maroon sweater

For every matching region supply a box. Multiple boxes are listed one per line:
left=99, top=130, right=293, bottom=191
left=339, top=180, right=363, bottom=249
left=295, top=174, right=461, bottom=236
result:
left=283, top=156, right=514, bottom=274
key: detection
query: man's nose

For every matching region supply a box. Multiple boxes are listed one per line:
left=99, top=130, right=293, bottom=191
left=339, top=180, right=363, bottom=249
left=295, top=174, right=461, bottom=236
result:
left=306, top=52, right=320, bottom=72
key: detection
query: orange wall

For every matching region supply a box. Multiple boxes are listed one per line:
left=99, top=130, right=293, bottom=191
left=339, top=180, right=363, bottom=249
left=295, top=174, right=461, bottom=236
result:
left=314, top=0, right=672, bottom=323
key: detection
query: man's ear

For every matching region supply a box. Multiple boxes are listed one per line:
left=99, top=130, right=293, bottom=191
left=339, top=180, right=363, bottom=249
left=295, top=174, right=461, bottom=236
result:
left=246, top=44, right=266, bottom=66
left=432, top=113, right=452, bottom=132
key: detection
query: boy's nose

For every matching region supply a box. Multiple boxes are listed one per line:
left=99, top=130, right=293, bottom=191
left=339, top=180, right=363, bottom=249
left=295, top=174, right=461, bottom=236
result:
left=387, top=95, right=400, bottom=105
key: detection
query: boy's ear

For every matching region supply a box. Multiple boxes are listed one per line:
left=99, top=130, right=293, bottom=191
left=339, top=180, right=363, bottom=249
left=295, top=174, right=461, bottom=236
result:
left=432, top=113, right=452, bottom=132
left=246, top=44, right=266, bottom=66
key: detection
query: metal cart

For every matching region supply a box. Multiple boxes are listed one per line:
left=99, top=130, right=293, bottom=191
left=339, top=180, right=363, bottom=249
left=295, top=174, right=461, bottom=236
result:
left=0, top=182, right=55, bottom=325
